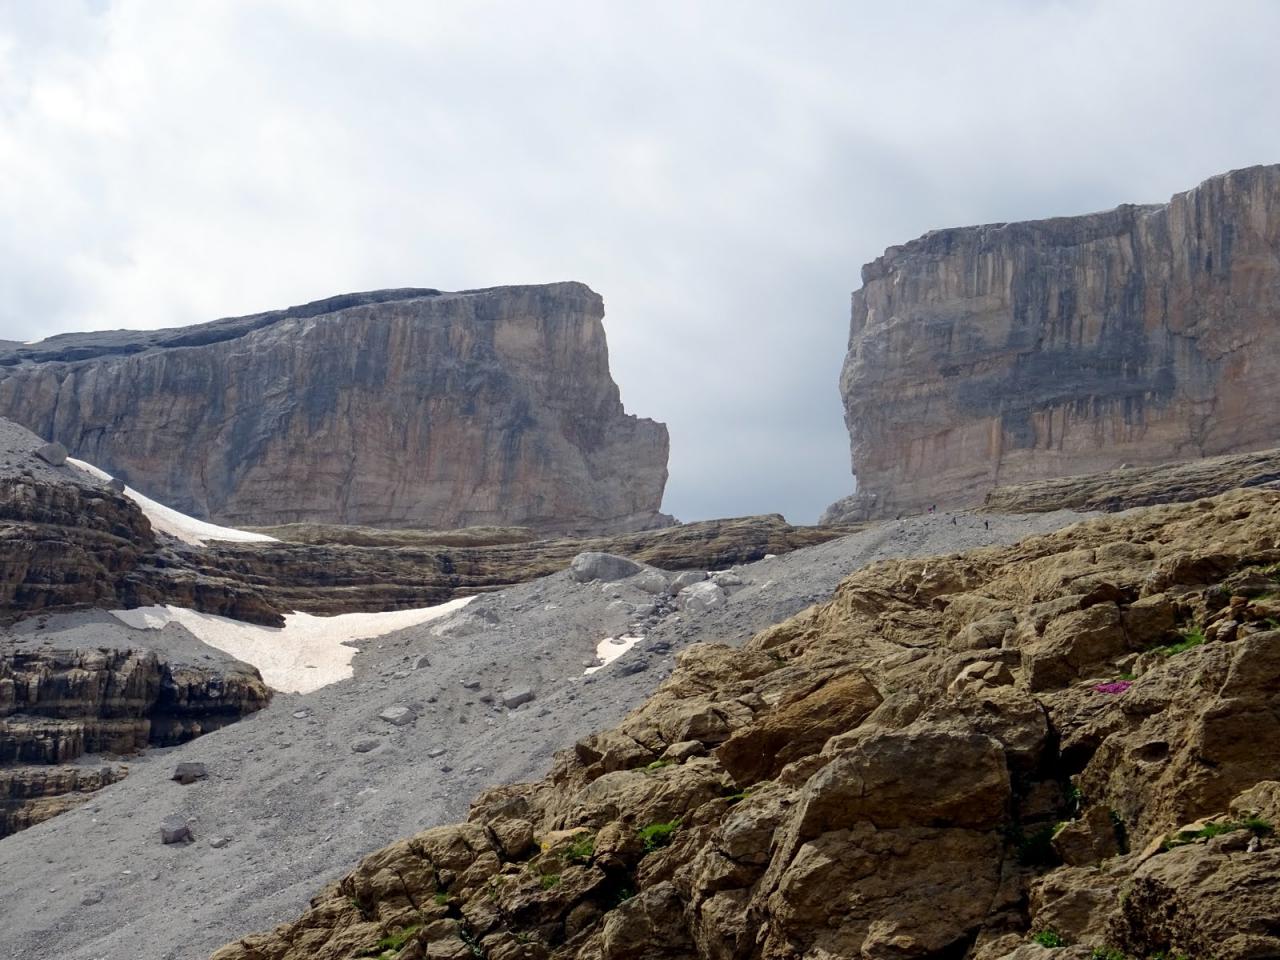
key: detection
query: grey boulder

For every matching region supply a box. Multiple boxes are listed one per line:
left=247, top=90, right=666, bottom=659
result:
left=569, top=552, right=643, bottom=583
left=34, top=441, right=68, bottom=467
left=669, top=570, right=709, bottom=594
left=172, top=762, right=208, bottom=785
left=679, top=581, right=725, bottom=614
left=500, top=687, right=535, bottom=709
left=378, top=705, right=416, bottom=726
left=160, top=816, right=192, bottom=844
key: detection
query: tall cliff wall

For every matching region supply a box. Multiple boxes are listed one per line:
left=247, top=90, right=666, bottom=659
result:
left=833, top=164, right=1280, bottom=520
left=0, top=283, right=671, bottom=535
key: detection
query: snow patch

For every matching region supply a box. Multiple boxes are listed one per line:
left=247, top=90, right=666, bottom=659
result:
left=111, top=596, right=473, bottom=693
left=584, top=634, right=643, bottom=675
left=68, top=458, right=276, bottom=545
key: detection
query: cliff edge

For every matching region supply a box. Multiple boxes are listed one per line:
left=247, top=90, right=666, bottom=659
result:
left=831, top=164, right=1280, bottom=521
left=0, top=283, right=671, bottom=535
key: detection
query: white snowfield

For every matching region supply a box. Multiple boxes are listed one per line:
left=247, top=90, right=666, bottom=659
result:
left=68, top=458, right=277, bottom=546
left=112, top=597, right=474, bottom=693
left=584, top=634, right=644, bottom=675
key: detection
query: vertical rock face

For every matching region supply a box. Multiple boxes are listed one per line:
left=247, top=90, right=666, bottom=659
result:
left=0, top=283, right=671, bottom=535
left=834, top=164, right=1280, bottom=520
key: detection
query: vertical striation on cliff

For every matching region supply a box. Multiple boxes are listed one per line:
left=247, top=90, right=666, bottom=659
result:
left=0, top=283, right=671, bottom=535
left=831, top=164, right=1280, bottom=521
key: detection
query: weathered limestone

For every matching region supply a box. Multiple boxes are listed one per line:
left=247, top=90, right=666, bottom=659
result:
left=0, top=284, right=671, bottom=535
left=832, top=164, right=1280, bottom=520
left=210, top=490, right=1280, bottom=960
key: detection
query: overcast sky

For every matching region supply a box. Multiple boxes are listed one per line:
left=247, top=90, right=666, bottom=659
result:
left=2, top=1, right=1278, bottom=523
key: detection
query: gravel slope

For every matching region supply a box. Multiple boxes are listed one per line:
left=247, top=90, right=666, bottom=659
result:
left=0, top=508, right=1085, bottom=960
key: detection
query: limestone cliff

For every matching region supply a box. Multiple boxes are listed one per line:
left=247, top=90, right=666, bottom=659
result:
left=0, top=284, right=670, bottom=535
left=833, top=164, right=1280, bottom=520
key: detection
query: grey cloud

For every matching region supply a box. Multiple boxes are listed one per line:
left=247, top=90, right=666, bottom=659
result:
left=1, top=0, right=1278, bottom=522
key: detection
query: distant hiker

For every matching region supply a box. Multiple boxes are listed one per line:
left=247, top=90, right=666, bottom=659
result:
left=951, top=516, right=957, bottom=525
left=984, top=520, right=990, bottom=530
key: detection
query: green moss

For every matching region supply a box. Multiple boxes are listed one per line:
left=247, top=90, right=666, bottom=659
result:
left=433, top=891, right=450, bottom=906
left=1154, top=624, right=1206, bottom=656
left=539, top=873, right=561, bottom=890
left=638, top=819, right=681, bottom=853
left=644, top=759, right=674, bottom=771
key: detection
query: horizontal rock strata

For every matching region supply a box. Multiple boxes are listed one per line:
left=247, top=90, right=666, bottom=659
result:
left=835, top=164, right=1280, bottom=520
left=983, top=443, right=1280, bottom=514
left=0, top=646, right=269, bottom=837
left=211, top=487, right=1280, bottom=960
left=0, top=283, right=670, bottom=535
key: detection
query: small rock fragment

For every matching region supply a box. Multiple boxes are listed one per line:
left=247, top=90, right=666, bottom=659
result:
left=501, top=687, right=535, bottom=709
left=160, top=816, right=192, bottom=844
left=351, top=738, right=380, bottom=753
left=172, top=762, right=208, bottom=785
left=378, top=705, right=416, bottom=726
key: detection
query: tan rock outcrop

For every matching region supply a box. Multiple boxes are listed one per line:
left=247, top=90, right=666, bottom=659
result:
left=831, top=164, right=1280, bottom=521
left=0, top=283, right=670, bottom=535
left=209, top=489, right=1280, bottom=960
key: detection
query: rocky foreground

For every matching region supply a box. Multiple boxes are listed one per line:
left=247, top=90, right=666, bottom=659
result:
left=0, top=283, right=671, bottom=535
left=211, top=489, right=1280, bottom=960
left=833, top=163, right=1280, bottom=522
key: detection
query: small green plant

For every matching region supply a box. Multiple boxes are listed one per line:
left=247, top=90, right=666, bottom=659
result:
left=1155, top=624, right=1206, bottom=656
left=645, top=759, right=674, bottom=771
left=1118, top=672, right=1137, bottom=682
left=563, top=833, right=596, bottom=863
left=1163, top=817, right=1271, bottom=849
left=638, top=819, right=681, bottom=853
left=1065, top=785, right=1085, bottom=818
left=457, top=923, right=486, bottom=958
left=433, top=891, right=450, bottom=906
left=726, top=788, right=753, bottom=804
left=1032, top=929, right=1066, bottom=947
left=1090, top=949, right=1127, bottom=960
left=1013, top=824, right=1058, bottom=866
left=367, top=923, right=421, bottom=956
left=539, top=873, right=561, bottom=890
left=1243, top=816, right=1275, bottom=835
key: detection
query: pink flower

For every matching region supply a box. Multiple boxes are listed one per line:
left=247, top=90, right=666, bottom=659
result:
left=1093, top=681, right=1133, bottom=694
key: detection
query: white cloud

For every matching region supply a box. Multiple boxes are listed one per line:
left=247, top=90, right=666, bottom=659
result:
left=1, top=0, right=1278, bottom=522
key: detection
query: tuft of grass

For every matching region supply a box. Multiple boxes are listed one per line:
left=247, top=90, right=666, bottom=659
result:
left=360, top=924, right=422, bottom=958
left=433, top=892, right=450, bottom=906
left=645, top=759, right=674, bottom=772
left=563, top=833, right=596, bottom=863
left=726, top=788, right=753, bottom=805
left=1032, top=929, right=1066, bottom=947
left=1118, top=672, right=1137, bottom=682
left=1154, top=624, right=1206, bottom=656
left=638, top=819, right=681, bottom=853
left=539, top=873, right=561, bottom=890
left=1163, top=817, right=1271, bottom=849
left=1090, top=950, right=1127, bottom=960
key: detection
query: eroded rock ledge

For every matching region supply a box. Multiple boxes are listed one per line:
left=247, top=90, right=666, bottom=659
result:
left=0, top=646, right=269, bottom=837
left=211, top=488, right=1280, bottom=960
left=834, top=163, right=1280, bottom=521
